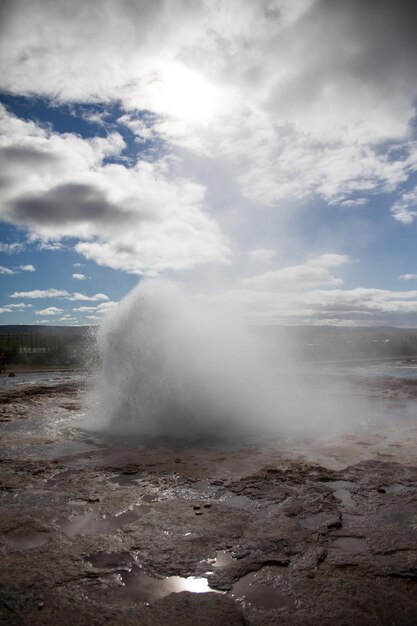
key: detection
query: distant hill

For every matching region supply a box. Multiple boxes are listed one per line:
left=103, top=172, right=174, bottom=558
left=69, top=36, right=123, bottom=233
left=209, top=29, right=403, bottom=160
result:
left=0, top=325, right=93, bottom=336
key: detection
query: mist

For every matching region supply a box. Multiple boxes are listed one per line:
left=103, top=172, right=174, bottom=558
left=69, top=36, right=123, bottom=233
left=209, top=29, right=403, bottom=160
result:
left=84, top=279, right=370, bottom=440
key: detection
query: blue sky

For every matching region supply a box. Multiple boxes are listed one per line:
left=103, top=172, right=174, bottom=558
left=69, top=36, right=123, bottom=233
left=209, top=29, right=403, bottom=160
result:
left=1, top=0, right=417, bottom=326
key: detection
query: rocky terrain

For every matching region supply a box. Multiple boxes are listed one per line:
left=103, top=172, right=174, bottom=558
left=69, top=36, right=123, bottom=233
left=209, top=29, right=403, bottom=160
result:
left=1, top=373, right=417, bottom=625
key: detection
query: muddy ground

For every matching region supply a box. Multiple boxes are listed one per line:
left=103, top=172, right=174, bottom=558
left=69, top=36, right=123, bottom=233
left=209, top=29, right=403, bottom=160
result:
left=1, top=373, right=417, bottom=625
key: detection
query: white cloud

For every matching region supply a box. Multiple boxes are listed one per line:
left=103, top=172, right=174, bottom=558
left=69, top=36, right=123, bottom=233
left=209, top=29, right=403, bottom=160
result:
left=0, top=265, right=15, bottom=275
left=10, top=289, right=70, bottom=299
left=399, top=273, right=417, bottom=281
left=18, top=264, right=35, bottom=272
left=307, top=254, right=351, bottom=268
left=68, top=292, right=109, bottom=302
left=248, top=248, right=277, bottom=263
left=0, top=105, right=231, bottom=274
left=9, top=288, right=110, bottom=302
left=0, top=303, right=33, bottom=314
left=73, top=301, right=117, bottom=313
left=391, top=186, right=417, bottom=224
left=37, top=241, right=66, bottom=251
left=243, top=254, right=350, bottom=291
left=0, top=242, right=24, bottom=253
left=72, top=273, right=87, bottom=280
left=0, top=0, right=416, bottom=239
left=35, top=307, right=64, bottom=316
left=225, top=286, right=417, bottom=326
left=4, top=303, right=33, bottom=309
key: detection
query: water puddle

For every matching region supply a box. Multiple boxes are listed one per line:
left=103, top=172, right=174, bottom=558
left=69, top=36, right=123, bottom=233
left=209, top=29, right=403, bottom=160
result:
left=379, top=483, right=406, bottom=494
left=300, top=512, right=328, bottom=529
left=203, top=550, right=236, bottom=573
left=86, top=551, right=133, bottom=569
left=231, top=570, right=294, bottom=610
left=212, top=551, right=236, bottom=568
left=90, top=568, right=216, bottom=604
left=110, top=473, right=140, bottom=486
left=332, top=536, right=366, bottom=553
left=333, top=488, right=356, bottom=508
left=4, top=527, right=50, bottom=551
left=58, top=506, right=150, bottom=538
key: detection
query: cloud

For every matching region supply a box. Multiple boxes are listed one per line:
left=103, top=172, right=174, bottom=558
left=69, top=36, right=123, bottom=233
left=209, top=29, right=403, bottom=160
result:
left=0, top=105, right=231, bottom=274
left=0, top=241, right=24, bottom=253
left=399, top=273, right=417, bottom=281
left=37, top=241, right=66, bottom=251
left=248, top=248, right=277, bottom=263
left=72, top=273, right=87, bottom=280
left=391, top=186, right=417, bottom=224
left=10, top=289, right=70, bottom=299
left=0, top=265, right=15, bottom=275
left=9, top=302, right=32, bottom=308
left=0, top=303, right=32, bottom=314
left=68, top=292, right=109, bottom=302
left=0, top=0, right=416, bottom=230
left=225, top=286, right=417, bottom=326
left=72, top=301, right=117, bottom=313
left=242, top=254, right=349, bottom=291
left=18, top=264, right=35, bottom=271
left=35, top=307, right=63, bottom=316
left=9, top=288, right=110, bottom=301
left=307, top=254, right=351, bottom=268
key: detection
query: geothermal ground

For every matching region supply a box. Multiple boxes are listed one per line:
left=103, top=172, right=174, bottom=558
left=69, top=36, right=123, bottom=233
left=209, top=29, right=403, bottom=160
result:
left=1, top=365, right=417, bottom=625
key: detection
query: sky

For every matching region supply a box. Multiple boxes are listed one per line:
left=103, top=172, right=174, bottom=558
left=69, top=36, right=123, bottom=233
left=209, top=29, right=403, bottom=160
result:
left=1, top=0, right=417, bottom=327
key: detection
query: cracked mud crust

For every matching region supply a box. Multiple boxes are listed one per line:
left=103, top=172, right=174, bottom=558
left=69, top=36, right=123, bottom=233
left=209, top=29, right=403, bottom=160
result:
left=1, top=376, right=417, bottom=625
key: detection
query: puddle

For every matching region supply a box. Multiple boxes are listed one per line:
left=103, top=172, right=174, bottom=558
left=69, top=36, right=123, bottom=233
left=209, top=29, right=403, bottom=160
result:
left=4, top=528, right=50, bottom=551
left=231, top=570, right=294, bottom=610
left=90, top=569, right=217, bottom=604
left=110, top=473, right=140, bottom=486
left=58, top=506, right=150, bottom=538
left=300, top=512, right=328, bottom=529
left=326, top=480, right=355, bottom=490
left=379, top=483, right=406, bottom=494
left=333, top=488, right=356, bottom=508
left=324, top=481, right=356, bottom=507
left=203, top=550, right=236, bottom=571
left=86, top=551, right=133, bottom=569
left=332, top=536, right=366, bottom=553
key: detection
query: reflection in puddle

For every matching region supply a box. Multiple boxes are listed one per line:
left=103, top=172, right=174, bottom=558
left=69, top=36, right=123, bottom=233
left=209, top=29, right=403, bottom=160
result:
left=333, top=488, right=356, bottom=508
left=231, top=570, right=294, bottom=610
left=332, top=536, right=366, bottom=553
left=110, top=473, right=140, bottom=486
left=90, top=569, right=216, bottom=604
left=326, top=481, right=356, bottom=507
left=4, top=528, right=50, bottom=551
left=59, top=506, right=149, bottom=538
left=213, top=551, right=235, bottom=568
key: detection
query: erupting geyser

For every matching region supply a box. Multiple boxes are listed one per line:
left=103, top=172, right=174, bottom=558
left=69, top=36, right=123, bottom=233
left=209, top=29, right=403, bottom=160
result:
left=85, top=280, right=364, bottom=439
left=86, top=280, right=294, bottom=437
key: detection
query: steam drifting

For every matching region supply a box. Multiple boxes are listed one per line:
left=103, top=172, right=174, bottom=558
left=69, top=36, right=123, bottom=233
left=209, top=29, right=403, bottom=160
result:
left=86, top=280, right=367, bottom=439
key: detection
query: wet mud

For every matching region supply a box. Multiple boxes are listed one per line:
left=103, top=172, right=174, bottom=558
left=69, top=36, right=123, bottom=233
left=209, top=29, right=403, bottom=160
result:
left=1, top=375, right=417, bottom=625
